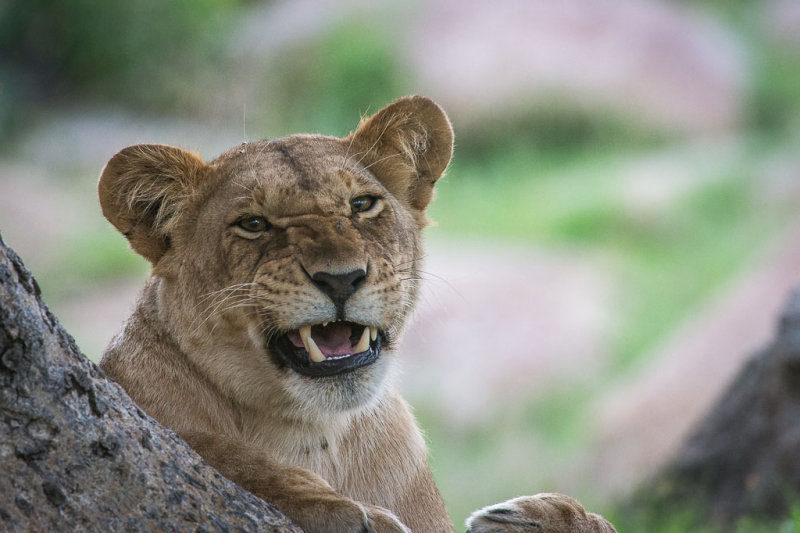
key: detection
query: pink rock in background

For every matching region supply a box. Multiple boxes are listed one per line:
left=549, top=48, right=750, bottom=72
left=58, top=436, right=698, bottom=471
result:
left=406, top=0, right=747, bottom=133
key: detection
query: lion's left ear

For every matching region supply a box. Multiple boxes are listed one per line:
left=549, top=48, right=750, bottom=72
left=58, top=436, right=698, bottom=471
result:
left=344, top=96, right=454, bottom=220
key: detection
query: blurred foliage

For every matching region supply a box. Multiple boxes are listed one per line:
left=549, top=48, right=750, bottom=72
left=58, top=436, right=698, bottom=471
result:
left=609, top=491, right=800, bottom=533
left=687, top=0, right=800, bottom=134
left=267, top=20, right=406, bottom=137
left=453, top=105, right=668, bottom=170
left=751, top=46, right=800, bottom=134
left=431, top=146, right=784, bottom=370
left=37, top=226, right=149, bottom=301
left=0, top=0, right=241, bottom=139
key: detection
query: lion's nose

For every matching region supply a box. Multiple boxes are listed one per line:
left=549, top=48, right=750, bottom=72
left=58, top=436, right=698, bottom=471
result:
left=311, top=269, right=367, bottom=311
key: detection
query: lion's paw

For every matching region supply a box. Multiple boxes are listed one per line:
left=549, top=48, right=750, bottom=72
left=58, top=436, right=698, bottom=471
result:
left=363, top=504, right=412, bottom=532
left=465, top=493, right=616, bottom=533
left=287, top=498, right=409, bottom=533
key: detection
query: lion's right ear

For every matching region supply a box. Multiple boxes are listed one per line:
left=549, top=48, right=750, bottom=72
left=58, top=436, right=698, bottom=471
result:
left=98, top=144, right=207, bottom=264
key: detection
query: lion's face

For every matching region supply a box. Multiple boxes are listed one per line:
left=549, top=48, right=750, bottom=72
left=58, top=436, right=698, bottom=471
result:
left=98, top=97, right=453, bottom=415
left=179, top=136, right=425, bottom=409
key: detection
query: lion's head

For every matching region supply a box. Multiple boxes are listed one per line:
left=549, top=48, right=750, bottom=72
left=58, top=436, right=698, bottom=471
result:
left=98, top=96, right=453, bottom=417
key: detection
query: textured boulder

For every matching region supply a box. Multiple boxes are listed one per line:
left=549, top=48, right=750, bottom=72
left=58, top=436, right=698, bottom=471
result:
left=637, top=290, right=800, bottom=527
left=0, top=234, right=301, bottom=532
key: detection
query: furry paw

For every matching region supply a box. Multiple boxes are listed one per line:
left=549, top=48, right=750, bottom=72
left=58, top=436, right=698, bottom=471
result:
left=290, top=499, right=410, bottom=533
left=363, top=504, right=413, bottom=532
left=466, top=493, right=616, bottom=533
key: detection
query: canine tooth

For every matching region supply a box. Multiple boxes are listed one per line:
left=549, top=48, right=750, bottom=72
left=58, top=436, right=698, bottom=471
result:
left=299, top=325, right=325, bottom=362
left=370, top=326, right=377, bottom=342
left=299, top=325, right=312, bottom=351
left=306, top=336, right=326, bottom=363
left=322, top=321, right=329, bottom=327
left=354, top=326, right=370, bottom=353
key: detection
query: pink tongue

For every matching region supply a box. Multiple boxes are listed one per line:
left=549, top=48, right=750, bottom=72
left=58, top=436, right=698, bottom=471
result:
left=287, top=323, right=354, bottom=358
left=313, top=323, right=354, bottom=356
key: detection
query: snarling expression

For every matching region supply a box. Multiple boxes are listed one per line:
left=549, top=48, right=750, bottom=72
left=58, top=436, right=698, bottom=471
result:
left=98, top=97, right=453, bottom=413
left=206, top=136, right=421, bottom=380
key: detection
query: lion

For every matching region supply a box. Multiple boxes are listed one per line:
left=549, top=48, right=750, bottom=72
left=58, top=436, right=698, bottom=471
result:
left=98, top=95, right=615, bottom=532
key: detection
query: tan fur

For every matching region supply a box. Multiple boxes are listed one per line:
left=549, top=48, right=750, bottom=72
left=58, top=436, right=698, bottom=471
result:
left=467, top=494, right=616, bottom=533
left=98, top=96, right=614, bottom=532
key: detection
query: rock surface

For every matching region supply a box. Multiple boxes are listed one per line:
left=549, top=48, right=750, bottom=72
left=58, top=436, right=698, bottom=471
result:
left=638, top=288, right=800, bottom=526
left=0, top=235, right=300, bottom=532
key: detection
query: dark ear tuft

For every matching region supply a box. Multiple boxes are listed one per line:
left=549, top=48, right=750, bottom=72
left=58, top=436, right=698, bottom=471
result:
left=345, top=96, right=454, bottom=220
left=98, top=144, right=207, bottom=264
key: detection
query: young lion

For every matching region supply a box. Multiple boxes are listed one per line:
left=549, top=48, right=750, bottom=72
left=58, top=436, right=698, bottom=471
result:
left=98, top=96, right=615, bottom=532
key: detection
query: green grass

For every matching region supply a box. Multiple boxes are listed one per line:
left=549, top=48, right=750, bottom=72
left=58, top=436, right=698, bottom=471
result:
left=610, top=177, right=782, bottom=369
left=608, top=496, right=800, bottom=533
left=37, top=224, right=147, bottom=300
left=430, top=142, right=787, bottom=372
left=430, top=145, right=624, bottom=240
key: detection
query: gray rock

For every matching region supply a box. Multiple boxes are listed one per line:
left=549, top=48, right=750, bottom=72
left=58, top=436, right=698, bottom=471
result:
left=638, top=289, right=800, bottom=526
left=0, top=234, right=301, bottom=532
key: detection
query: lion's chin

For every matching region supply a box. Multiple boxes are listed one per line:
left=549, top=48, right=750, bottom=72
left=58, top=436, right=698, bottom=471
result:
left=268, top=321, right=383, bottom=378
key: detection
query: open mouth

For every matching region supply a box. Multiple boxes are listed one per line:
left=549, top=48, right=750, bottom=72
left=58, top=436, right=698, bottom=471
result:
left=269, top=321, right=382, bottom=378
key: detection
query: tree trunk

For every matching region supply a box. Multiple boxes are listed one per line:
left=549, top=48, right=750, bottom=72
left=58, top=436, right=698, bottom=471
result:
left=631, top=289, right=800, bottom=529
left=0, top=234, right=301, bottom=532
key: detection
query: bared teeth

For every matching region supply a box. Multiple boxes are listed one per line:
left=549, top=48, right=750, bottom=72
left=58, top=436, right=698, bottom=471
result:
left=298, top=323, right=378, bottom=363
left=299, top=325, right=326, bottom=363
left=354, top=326, right=370, bottom=354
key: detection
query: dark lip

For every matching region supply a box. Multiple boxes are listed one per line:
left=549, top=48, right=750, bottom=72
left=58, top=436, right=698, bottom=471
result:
left=268, top=329, right=383, bottom=378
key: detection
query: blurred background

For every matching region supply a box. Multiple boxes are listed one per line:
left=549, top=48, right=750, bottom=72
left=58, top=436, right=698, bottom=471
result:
left=1, top=0, right=800, bottom=530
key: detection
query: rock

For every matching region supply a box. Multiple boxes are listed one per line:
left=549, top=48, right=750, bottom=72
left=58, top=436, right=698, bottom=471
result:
left=589, top=222, right=800, bottom=501
left=406, top=0, right=746, bottom=133
left=633, top=288, right=800, bottom=527
left=0, top=234, right=300, bottom=532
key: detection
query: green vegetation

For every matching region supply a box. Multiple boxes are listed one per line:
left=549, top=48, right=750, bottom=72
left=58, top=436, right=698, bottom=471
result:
left=431, top=143, right=789, bottom=372
left=267, top=20, right=406, bottom=137
left=687, top=0, right=800, bottom=134
left=37, top=224, right=148, bottom=301
left=0, top=0, right=241, bottom=140
left=609, top=494, right=800, bottom=533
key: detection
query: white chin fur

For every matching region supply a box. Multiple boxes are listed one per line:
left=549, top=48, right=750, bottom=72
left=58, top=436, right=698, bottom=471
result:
left=282, top=351, right=395, bottom=419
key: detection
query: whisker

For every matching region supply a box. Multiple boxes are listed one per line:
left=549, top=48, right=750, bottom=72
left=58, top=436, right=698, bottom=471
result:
left=341, top=126, right=357, bottom=171
left=361, top=152, right=403, bottom=172
left=353, top=116, right=394, bottom=167
left=190, top=282, right=266, bottom=334
left=394, top=255, right=427, bottom=269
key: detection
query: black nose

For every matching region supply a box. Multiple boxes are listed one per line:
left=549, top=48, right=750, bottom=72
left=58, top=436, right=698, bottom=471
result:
left=311, top=269, right=367, bottom=310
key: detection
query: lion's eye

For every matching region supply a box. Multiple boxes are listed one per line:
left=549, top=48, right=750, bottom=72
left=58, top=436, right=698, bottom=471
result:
left=236, top=216, right=270, bottom=233
left=351, top=195, right=377, bottom=213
